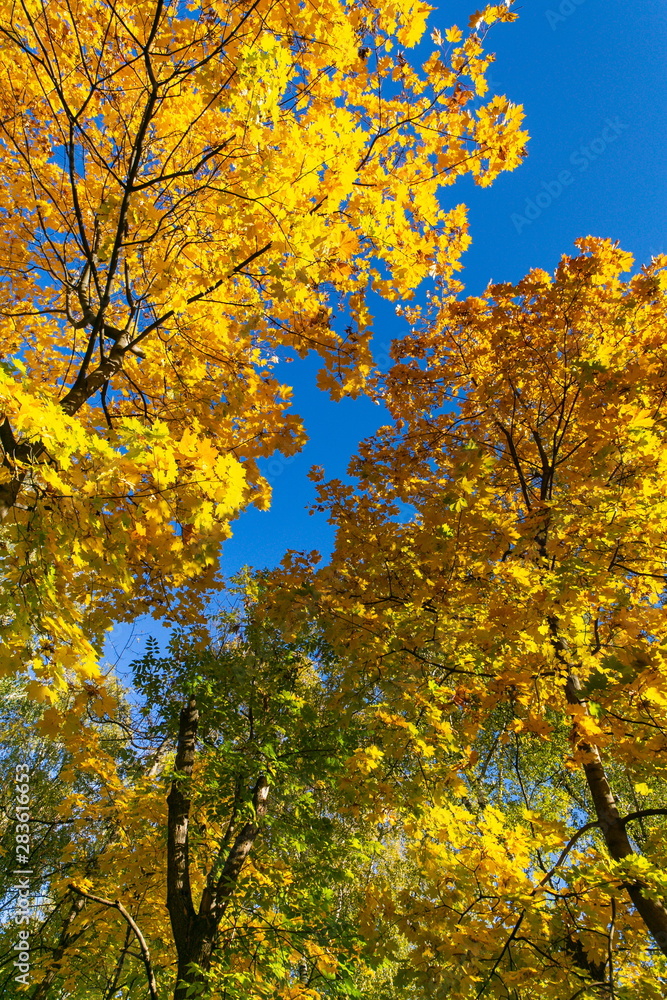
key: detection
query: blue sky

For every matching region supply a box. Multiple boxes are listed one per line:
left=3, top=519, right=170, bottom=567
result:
left=106, top=0, right=667, bottom=667
left=222, top=0, right=667, bottom=573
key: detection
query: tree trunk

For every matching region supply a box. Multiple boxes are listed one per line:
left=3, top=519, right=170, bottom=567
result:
left=566, top=674, right=667, bottom=956
left=172, top=914, right=217, bottom=1000
left=166, top=696, right=270, bottom=1000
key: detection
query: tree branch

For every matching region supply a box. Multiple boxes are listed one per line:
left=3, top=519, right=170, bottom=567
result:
left=565, top=674, right=667, bottom=957
left=213, top=772, right=270, bottom=917
left=31, top=891, right=86, bottom=1000
left=67, top=885, right=159, bottom=1000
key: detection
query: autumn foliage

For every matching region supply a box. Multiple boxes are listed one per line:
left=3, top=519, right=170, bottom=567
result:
left=2, top=0, right=667, bottom=997
left=0, top=0, right=524, bottom=690
left=267, top=238, right=667, bottom=994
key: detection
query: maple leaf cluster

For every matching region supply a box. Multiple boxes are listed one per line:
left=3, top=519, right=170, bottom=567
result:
left=0, top=0, right=526, bottom=689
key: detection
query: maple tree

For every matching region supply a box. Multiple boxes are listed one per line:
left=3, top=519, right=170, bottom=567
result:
left=10, top=1, right=665, bottom=996
left=263, top=238, right=667, bottom=996
left=6, top=239, right=667, bottom=998
left=0, top=0, right=526, bottom=694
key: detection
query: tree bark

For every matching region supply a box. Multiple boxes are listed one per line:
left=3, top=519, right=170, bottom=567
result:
left=167, top=696, right=208, bottom=999
left=566, top=674, right=667, bottom=956
left=166, top=696, right=270, bottom=1000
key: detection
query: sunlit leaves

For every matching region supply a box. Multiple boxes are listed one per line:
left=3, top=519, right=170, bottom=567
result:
left=260, top=239, right=667, bottom=996
left=0, top=0, right=527, bottom=686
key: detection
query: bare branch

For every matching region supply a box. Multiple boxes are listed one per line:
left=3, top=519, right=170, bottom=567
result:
left=67, top=885, right=159, bottom=1000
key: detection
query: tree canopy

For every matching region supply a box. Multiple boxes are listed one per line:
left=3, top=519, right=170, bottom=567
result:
left=0, top=0, right=525, bottom=690
left=2, top=0, right=667, bottom=998
left=4, top=239, right=667, bottom=1000
left=265, top=237, right=667, bottom=996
